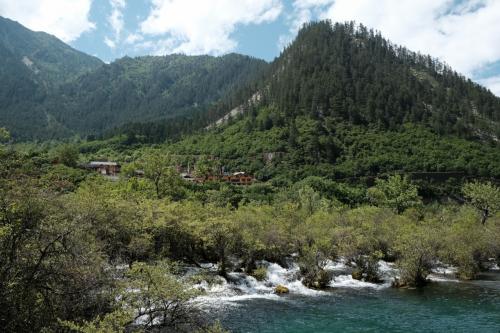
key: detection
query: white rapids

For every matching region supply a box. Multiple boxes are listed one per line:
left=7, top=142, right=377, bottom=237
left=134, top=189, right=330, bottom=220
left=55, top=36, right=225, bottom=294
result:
left=190, top=259, right=401, bottom=304
left=186, top=258, right=482, bottom=305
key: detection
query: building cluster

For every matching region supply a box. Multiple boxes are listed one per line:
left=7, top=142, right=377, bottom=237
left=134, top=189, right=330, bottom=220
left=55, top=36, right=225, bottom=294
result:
left=84, top=161, right=121, bottom=176
left=84, top=161, right=254, bottom=185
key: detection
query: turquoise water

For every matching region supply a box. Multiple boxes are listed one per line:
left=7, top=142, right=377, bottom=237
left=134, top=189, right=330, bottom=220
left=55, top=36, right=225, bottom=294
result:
left=215, top=273, right=500, bottom=333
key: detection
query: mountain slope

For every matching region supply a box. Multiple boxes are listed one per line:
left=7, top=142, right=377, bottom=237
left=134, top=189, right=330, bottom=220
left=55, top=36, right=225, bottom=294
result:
left=43, top=53, right=268, bottom=136
left=264, top=21, right=500, bottom=140
left=0, top=16, right=103, bottom=138
left=0, top=17, right=268, bottom=140
left=0, top=16, right=103, bottom=84
left=169, top=21, right=500, bottom=191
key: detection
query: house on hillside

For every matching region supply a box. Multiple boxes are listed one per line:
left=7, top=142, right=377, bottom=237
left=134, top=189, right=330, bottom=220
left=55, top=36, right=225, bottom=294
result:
left=222, top=172, right=254, bottom=185
left=87, top=161, right=121, bottom=176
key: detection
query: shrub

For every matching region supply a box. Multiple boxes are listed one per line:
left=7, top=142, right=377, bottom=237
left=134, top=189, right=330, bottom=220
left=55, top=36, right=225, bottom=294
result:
left=394, top=228, right=437, bottom=287
left=251, top=267, right=268, bottom=281
left=352, top=251, right=383, bottom=283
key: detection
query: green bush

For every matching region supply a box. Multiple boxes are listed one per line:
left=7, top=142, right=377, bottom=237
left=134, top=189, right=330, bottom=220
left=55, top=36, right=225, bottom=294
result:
left=251, top=267, right=268, bottom=281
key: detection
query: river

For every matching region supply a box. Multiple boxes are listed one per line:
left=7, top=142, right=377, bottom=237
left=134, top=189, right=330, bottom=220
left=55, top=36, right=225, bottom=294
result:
left=193, top=262, right=500, bottom=332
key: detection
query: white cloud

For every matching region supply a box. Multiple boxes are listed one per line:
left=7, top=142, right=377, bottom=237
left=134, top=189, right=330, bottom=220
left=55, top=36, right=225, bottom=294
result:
left=139, top=0, right=283, bottom=55
left=104, top=36, right=116, bottom=49
left=0, top=0, right=95, bottom=42
left=278, top=0, right=334, bottom=50
left=104, top=0, right=126, bottom=49
left=478, top=75, right=500, bottom=96
left=289, top=0, right=500, bottom=79
left=124, top=33, right=143, bottom=45
left=108, top=0, right=126, bottom=39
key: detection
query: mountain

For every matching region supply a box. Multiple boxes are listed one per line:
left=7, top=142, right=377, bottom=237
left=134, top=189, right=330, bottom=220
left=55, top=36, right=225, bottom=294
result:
left=0, top=16, right=103, bottom=84
left=1, top=17, right=499, bottom=151
left=0, top=16, right=103, bottom=138
left=43, top=53, right=268, bottom=137
left=264, top=21, right=500, bottom=140
left=0, top=16, right=268, bottom=140
left=169, top=21, right=500, bottom=192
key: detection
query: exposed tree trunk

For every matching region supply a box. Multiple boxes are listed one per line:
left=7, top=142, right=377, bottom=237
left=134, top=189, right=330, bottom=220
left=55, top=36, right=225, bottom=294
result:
left=154, top=175, right=162, bottom=199
left=218, top=246, right=227, bottom=277
left=481, top=209, right=489, bottom=225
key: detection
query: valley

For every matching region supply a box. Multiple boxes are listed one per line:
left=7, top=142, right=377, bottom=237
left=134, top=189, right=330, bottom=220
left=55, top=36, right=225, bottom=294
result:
left=0, top=16, right=499, bottom=333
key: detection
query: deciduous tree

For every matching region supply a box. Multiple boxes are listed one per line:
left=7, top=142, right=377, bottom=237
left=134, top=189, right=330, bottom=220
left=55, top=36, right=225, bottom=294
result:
left=367, top=175, right=421, bottom=214
left=463, top=181, right=500, bottom=225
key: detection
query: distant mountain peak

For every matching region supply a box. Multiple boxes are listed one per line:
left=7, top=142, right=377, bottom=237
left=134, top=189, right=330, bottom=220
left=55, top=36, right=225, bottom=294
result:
left=0, top=15, right=102, bottom=84
left=0, top=16, right=104, bottom=139
left=261, top=20, right=500, bottom=140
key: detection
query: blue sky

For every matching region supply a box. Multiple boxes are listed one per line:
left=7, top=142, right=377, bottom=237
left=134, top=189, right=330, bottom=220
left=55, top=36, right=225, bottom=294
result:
left=1, top=0, right=500, bottom=95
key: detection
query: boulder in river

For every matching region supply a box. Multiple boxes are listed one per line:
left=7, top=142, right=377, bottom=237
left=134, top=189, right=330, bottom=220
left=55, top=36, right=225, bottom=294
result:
left=275, top=284, right=289, bottom=294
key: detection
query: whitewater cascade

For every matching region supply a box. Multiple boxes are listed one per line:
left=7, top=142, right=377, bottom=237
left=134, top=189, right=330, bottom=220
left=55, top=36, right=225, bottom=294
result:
left=186, top=258, right=470, bottom=306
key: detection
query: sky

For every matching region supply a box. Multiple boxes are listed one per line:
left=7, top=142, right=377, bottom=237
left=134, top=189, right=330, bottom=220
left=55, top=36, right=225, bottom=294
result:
left=1, top=0, right=500, bottom=95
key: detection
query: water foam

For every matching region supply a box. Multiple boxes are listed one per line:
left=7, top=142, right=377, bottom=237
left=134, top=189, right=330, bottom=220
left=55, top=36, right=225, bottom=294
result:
left=428, top=264, right=460, bottom=282
left=192, top=260, right=328, bottom=305
left=330, top=274, right=390, bottom=289
left=193, top=259, right=400, bottom=305
left=327, top=259, right=396, bottom=289
left=191, top=259, right=483, bottom=306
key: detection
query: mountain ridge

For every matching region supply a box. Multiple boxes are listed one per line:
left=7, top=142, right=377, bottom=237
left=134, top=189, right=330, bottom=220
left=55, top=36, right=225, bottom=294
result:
left=263, top=21, right=500, bottom=140
left=0, top=16, right=268, bottom=140
left=0, top=16, right=104, bottom=139
left=165, top=21, right=500, bottom=188
left=1, top=18, right=499, bottom=144
left=43, top=53, right=268, bottom=137
left=200, top=21, right=500, bottom=143
left=0, top=16, right=103, bottom=85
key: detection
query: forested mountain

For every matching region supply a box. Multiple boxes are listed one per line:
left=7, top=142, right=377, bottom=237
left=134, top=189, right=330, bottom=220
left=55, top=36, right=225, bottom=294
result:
left=123, top=21, right=500, bottom=145
left=1, top=18, right=499, bottom=146
left=0, top=17, right=103, bottom=85
left=44, top=53, right=268, bottom=137
left=264, top=21, right=500, bottom=140
left=0, top=16, right=267, bottom=140
left=0, top=16, right=103, bottom=139
left=169, top=21, right=500, bottom=190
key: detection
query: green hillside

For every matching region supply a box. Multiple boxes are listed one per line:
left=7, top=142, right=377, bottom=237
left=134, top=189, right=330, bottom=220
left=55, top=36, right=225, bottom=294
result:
left=0, top=16, right=103, bottom=139
left=0, top=16, right=267, bottom=140
left=265, top=21, right=500, bottom=140
left=166, top=21, right=500, bottom=196
left=43, top=53, right=268, bottom=136
left=0, top=17, right=103, bottom=84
